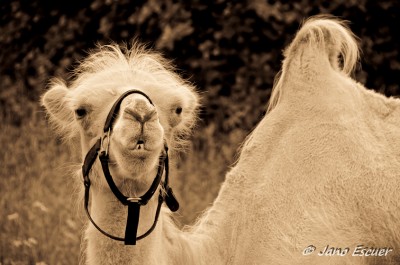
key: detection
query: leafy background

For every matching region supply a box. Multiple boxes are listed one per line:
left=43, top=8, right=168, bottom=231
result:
left=1, top=0, right=399, bottom=264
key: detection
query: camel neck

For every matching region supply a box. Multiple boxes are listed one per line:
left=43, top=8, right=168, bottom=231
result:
left=84, top=170, right=230, bottom=265
left=85, top=174, right=166, bottom=265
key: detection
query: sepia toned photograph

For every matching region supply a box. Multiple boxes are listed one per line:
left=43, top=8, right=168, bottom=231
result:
left=1, top=1, right=399, bottom=264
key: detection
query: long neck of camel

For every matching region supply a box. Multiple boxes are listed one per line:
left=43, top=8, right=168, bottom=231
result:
left=85, top=170, right=231, bottom=265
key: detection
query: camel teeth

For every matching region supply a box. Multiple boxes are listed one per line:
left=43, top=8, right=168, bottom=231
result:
left=135, top=143, right=144, bottom=150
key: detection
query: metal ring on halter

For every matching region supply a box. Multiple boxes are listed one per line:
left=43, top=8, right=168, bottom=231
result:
left=127, top=197, right=142, bottom=203
left=101, top=128, right=111, bottom=156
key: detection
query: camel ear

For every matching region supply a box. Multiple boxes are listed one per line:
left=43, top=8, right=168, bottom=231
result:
left=184, top=90, right=199, bottom=124
left=41, top=80, right=74, bottom=133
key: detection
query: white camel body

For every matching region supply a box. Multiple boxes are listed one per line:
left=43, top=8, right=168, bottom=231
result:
left=43, top=16, right=400, bottom=265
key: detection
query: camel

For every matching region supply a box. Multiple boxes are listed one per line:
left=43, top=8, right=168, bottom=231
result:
left=42, top=16, right=400, bottom=265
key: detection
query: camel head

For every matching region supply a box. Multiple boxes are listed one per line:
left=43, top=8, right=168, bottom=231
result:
left=42, top=43, right=199, bottom=193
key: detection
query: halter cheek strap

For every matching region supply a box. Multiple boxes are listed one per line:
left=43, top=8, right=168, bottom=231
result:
left=81, top=90, right=179, bottom=245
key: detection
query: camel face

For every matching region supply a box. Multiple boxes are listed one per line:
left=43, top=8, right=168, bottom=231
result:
left=42, top=43, right=199, bottom=191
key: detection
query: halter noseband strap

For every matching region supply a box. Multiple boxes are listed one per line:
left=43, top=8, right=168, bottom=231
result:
left=103, top=90, right=153, bottom=132
left=81, top=90, right=179, bottom=245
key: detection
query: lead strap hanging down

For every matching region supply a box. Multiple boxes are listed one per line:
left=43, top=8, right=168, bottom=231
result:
left=125, top=203, right=140, bottom=245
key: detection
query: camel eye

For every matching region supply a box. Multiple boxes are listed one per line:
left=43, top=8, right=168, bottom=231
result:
left=75, top=107, right=87, bottom=119
left=175, top=107, right=183, bottom=115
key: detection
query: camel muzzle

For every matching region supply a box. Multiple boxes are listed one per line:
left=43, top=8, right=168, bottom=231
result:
left=81, top=89, right=179, bottom=245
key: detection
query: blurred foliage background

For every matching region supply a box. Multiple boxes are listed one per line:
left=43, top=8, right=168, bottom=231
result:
left=1, top=0, right=399, bottom=264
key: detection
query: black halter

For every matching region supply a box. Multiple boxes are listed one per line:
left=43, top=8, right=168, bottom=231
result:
left=81, top=90, right=179, bottom=245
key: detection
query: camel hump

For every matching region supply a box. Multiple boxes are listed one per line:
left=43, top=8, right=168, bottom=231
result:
left=267, top=16, right=360, bottom=112
left=285, top=15, right=359, bottom=74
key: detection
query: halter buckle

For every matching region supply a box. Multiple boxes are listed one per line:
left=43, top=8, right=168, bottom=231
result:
left=101, top=128, right=111, bottom=156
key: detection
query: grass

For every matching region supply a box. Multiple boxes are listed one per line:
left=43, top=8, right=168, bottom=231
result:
left=0, top=105, right=247, bottom=264
left=0, top=110, right=82, bottom=265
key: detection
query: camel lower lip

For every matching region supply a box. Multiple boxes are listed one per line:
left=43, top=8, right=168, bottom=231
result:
left=128, top=150, right=150, bottom=160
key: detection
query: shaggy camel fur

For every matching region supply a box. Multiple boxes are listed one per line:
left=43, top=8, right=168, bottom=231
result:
left=43, top=16, right=400, bottom=264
